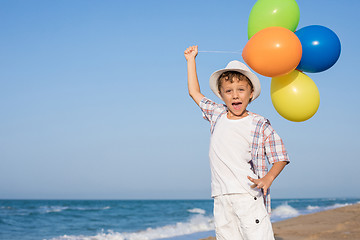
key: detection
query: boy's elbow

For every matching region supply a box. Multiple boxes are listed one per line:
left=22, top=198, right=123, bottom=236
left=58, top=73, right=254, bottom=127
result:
left=189, top=91, right=204, bottom=105
left=189, top=91, right=202, bottom=98
left=188, top=90, right=193, bottom=97
left=189, top=93, right=194, bottom=101
left=188, top=90, right=197, bottom=98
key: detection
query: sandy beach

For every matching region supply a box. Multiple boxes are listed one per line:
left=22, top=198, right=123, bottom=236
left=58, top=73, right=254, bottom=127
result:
left=200, top=203, right=360, bottom=240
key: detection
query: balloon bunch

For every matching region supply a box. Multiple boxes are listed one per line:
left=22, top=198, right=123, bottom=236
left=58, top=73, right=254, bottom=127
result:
left=242, top=0, right=341, bottom=122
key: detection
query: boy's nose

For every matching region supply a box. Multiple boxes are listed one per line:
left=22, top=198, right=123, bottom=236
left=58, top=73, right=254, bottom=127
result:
left=232, top=92, right=239, bottom=99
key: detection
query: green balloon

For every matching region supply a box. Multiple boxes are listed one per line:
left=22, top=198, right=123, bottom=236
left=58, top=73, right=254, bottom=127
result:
left=248, top=0, right=300, bottom=39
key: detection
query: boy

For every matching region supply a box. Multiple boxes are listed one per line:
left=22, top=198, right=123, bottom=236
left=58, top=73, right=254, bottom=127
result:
left=184, top=45, right=289, bottom=240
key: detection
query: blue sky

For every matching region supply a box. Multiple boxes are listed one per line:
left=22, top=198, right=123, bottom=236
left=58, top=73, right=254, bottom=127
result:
left=1, top=0, right=359, bottom=200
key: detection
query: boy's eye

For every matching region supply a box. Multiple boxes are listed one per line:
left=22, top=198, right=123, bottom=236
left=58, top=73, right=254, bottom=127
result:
left=226, top=90, right=231, bottom=93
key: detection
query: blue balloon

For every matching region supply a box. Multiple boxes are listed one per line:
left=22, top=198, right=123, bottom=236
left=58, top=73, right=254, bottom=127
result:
left=295, top=25, right=341, bottom=73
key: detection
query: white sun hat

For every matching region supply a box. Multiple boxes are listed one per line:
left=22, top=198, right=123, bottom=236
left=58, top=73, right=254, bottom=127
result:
left=209, top=60, right=261, bottom=101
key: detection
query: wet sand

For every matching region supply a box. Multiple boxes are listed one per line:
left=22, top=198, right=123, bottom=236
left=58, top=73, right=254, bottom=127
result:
left=200, top=203, right=360, bottom=240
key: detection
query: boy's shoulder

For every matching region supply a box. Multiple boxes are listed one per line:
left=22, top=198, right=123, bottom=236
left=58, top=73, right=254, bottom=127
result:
left=248, top=112, right=278, bottom=138
left=248, top=111, right=268, bottom=123
left=200, top=96, right=227, bottom=112
left=201, top=96, right=226, bottom=107
left=248, top=111, right=274, bottom=130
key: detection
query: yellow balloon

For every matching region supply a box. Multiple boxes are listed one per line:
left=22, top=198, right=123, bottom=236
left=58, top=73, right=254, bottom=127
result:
left=271, top=70, right=320, bottom=122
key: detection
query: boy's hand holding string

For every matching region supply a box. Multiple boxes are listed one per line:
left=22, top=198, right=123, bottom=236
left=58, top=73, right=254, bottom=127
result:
left=184, top=45, right=204, bottom=106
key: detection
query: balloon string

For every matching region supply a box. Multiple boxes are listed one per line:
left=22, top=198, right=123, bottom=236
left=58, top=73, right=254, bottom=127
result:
left=198, top=50, right=242, bottom=54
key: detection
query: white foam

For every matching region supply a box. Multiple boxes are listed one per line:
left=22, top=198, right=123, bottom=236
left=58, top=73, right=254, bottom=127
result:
left=271, top=203, right=300, bottom=219
left=0, top=206, right=13, bottom=210
left=72, top=206, right=111, bottom=211
left=38, top=206, right=111, bottom=213
left=49, top=214, right=214, bottom=240
left=187, top=208, right=206, bottom=215
left=325, top=203, right=350, bottom=210
left=40, top=206, right=69, bottom=213
left=306, top=205, right=320, bottom=211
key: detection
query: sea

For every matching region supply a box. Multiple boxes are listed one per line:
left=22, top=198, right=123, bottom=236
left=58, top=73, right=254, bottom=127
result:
left=1, top=198, right=360, bottom=240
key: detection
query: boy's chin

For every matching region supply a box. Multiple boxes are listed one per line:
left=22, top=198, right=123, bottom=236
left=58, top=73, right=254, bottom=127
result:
left=228, top=109, right=247, bottom=118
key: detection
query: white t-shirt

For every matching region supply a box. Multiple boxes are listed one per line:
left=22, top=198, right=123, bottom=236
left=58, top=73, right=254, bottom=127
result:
left=209, top=113, right=261, bottom=197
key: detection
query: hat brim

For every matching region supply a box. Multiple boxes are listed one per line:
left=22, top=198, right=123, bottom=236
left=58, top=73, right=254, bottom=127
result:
left=209, top=68, right=261, bottom=101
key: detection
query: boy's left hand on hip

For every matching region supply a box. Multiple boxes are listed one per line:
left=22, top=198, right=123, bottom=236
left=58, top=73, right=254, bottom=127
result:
left=248, top=176, right=273, bottom=196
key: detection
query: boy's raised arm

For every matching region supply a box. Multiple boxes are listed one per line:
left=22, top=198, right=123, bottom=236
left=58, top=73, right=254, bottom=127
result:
left=184, top=45, right=204, bottom=106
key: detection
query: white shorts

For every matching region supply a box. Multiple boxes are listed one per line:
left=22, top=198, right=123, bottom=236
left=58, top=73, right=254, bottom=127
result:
left=214, top=193, right=275, bottom=240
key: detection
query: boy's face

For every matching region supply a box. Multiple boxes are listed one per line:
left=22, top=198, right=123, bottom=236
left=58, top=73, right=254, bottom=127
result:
left=219, top=78, right=253, bottom=119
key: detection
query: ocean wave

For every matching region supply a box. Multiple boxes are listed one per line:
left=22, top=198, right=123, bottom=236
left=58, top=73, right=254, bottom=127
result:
left=324, top=203, right=350, bottom=210
left=306, top=205, right=320, bottom=211
left=71, top=206, right=111, bottom=211
left=38, top=205, right=112, bottom=213
left=187, top=208, right=206, bottom=215
left=0, top=205, right=112, bottom=217
left=305, top=203, right=350, bottom=213
left=40, top=206, right=69, bottom=213
left=271, top=203, right=300, bottom=219
left=49, top=214, right=214, bottom=240
left=272, top=201, right=356, bottom=222
left=0, top=206, right=14, bottom=210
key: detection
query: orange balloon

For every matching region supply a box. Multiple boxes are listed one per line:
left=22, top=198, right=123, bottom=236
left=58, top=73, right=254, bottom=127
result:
left=242, top=26, right=302, bottom=77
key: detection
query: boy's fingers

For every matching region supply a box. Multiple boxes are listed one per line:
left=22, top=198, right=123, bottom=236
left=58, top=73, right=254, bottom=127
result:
left=248, top=176, right=257, bottom=184
left=248, top=176, right=257, bottom=188
left=248, top=175, right=269, bottom=195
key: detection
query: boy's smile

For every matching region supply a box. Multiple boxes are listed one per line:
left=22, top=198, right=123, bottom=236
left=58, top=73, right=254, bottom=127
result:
left=219, top=79, right=253, bottom=120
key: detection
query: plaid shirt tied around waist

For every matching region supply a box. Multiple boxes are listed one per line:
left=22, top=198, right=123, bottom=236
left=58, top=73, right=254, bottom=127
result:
left=199, top=97, right=289, bottom=213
